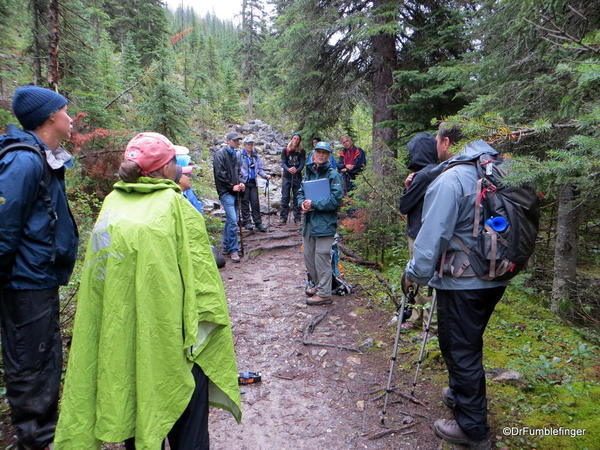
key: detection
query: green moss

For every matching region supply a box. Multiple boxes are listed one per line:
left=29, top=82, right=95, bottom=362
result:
left=482, top=289, right=600, bottom=449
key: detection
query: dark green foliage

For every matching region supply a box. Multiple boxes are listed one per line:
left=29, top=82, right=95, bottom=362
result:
left=102, top=0, right=168, bottom=66
left=221, top=64, right=243, bottom=123
left=141, top=43, right=191, bottom=142
left=120, top=33, right=143, bottom=87
left=392, top=1, right=475, bottom=140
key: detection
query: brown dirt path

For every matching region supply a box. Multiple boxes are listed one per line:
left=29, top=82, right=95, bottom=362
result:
left=208, top=223, right=445, bottom=449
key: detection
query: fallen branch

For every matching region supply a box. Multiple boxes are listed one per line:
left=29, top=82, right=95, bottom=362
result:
left=337, top=243, right=360, bottom=259
left=301, top=312, right=361, bottom=352
left=303, top=311, right=328, bottom=340
left=340, top=254, right=382, bottom=269
left=245, top=233, right=297, bottom=242
left=374, top=271, right=400, bottom=308
left=371, top=386, right=428, bottom=408
left=245, top=241, right=302, bottom=253
left=104, top=77, right=146, bottom=109
left=338, top=244, right=382, bottom=268
left=366, top=422, right=417, bottom=440
left=390, top=407, right=429, bottom=419
left=302, top=339, right=360, bottom=353
left=272, top=373, right=295, bottom=381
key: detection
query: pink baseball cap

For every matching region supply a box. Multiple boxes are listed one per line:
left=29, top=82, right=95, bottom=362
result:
left=125, top=132, right=176, bottom=176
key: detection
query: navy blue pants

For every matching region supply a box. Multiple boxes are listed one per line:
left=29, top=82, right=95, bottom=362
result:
left=436, top=286, right=505, bottom=441
left=0, top=287, right=62, bottom=449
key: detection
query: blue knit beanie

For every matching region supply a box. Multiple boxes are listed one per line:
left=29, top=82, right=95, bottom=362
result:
left=12, top=85, right=68, bottom=131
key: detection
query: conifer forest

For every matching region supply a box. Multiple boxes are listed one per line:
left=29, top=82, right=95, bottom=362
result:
left=0, top=0, right=599, bottom=448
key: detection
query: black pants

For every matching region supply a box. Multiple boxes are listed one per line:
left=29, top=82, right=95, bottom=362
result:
left=241, top=180, right=262, bottom=226
left=280, top=175, right=301, bottom=222
left=0, top=287, right=62, bottom=449
left=436, top=286, right=505, bottom=441
left=124, top=364, right=209, bottom=450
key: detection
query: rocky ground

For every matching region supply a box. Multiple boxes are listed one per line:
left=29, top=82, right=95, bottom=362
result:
left=208, top=222, right=447, bottom=450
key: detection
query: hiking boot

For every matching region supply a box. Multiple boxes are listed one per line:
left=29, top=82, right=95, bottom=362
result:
left=244, top=223, right=254, bottom=231
left=306, top=296, right=332, bottom=306
left=279, top=217, right=287, bottom=225
left=230, top=252, right=241, bottom=263
left=305, top=287, right=317, bottom=297
left=256, top=224, right=268, bottom=232
left=433, top=419, right=490, bottom=449
left=442, top=386, right=455, bottom=409
left=294, top=218, right=302, bottom=225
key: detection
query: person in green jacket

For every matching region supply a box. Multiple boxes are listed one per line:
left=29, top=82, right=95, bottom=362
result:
left=54, top=132, right=241, bottom=450
left=297, top=141, right=343, bottom=306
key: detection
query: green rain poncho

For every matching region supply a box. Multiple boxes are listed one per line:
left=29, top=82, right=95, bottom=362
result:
left=54, top=178, right=241, bottom=449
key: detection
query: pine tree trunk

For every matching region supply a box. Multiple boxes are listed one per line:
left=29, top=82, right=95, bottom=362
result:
left=47, top=0, right=60, bottom=89
left=30, top=0, right=45, bottom=85
left=248, top=85, right=254, bottom=117
left=369, top=0, right=397, bottom=177
left=551, top=183, right=577, bottom=317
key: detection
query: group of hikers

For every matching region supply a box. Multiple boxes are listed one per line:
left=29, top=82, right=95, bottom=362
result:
left=212, top=130, right=366, bottom=267
left=0, top=85, right=532, bottom=449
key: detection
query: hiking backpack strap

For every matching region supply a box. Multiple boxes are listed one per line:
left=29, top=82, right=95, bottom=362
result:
left=0, top=143, right=57, bottom=263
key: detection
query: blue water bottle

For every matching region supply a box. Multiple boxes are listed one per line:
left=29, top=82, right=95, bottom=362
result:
left=486, top=216, right=508, bottom=232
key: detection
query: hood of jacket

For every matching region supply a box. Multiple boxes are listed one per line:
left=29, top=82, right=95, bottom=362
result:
left=113, top=176, right=182, bottom=194
left=407, top=132, right=438, bottom=171
left=1, top=124, right=45, bottom=149
left=450, top=139, right=498, bottom=163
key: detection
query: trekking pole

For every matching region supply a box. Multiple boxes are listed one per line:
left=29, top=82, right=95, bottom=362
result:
left=265, top=178, right=271, bottom=229
left=237, top=192, right=244, bottom=256
left=380, top=285, right=415, bottom=425
left=411, top=290, right=437, bottom=396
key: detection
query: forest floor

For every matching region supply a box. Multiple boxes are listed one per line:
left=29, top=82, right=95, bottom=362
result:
left=208, top=222, right=447, bottom=450
left=1, top=217, right=598, bottom=449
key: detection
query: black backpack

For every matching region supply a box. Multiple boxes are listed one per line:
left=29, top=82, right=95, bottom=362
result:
left=0, top=142, right=57, bottom=263
left=447, top=153, right=540, bottom=282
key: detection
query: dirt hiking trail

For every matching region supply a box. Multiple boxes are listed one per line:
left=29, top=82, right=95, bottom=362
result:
left=208, top=223, right=446, bottom=450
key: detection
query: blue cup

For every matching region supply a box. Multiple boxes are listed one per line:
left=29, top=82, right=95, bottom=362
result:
left=486, top=216, right=508, bottom=232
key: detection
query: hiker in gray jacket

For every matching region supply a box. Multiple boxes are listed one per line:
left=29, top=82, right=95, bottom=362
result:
left=405, top=122, right=507, bottom=449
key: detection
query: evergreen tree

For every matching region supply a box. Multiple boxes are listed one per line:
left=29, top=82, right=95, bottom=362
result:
left=121, top=32, right=143, bottom=87
left=221, top=64, right=243, bottom=123
left=240, top=0, right=267, bottom=116
left=141, top=42, right=191, bottom=142
left=392, top=1, right=474, bottom=140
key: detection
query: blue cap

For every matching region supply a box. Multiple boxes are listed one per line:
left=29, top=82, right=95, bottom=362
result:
left=314, top=141, right=332, bottom=152
left=12, top=86, right=68, bottom=130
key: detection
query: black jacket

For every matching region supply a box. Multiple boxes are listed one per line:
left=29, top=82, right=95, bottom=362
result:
left=280, top=148, right=305, bottom=178
left=213, top=147, right=242, bottom=197
left=399, top=133, right=439, bottom=238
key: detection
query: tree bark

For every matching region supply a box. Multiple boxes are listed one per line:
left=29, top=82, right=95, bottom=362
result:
left=30, top=0, right=46, bottom=85
left=47, top=0, right=60, bottom=89
left=551, top=183, right=578, bottom=317
left=248, top=85, right=254, bottom=117
left=369, top=0, right=397, bottom=177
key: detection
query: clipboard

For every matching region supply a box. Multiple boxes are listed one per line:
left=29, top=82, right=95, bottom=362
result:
left=303, top=178, right=330, bottom=202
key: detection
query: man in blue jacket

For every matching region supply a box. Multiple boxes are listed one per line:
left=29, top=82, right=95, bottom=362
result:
left=0, top=85, right=79, bottom=449
left=240, top=135, right=270, bottom=232
left=405, top=123, right=506, bottom=449
left=298, top=141, right=343, bottom=306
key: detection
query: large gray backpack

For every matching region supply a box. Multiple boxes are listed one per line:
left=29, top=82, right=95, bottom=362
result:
left=446, top=154, right=540, bottom=281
